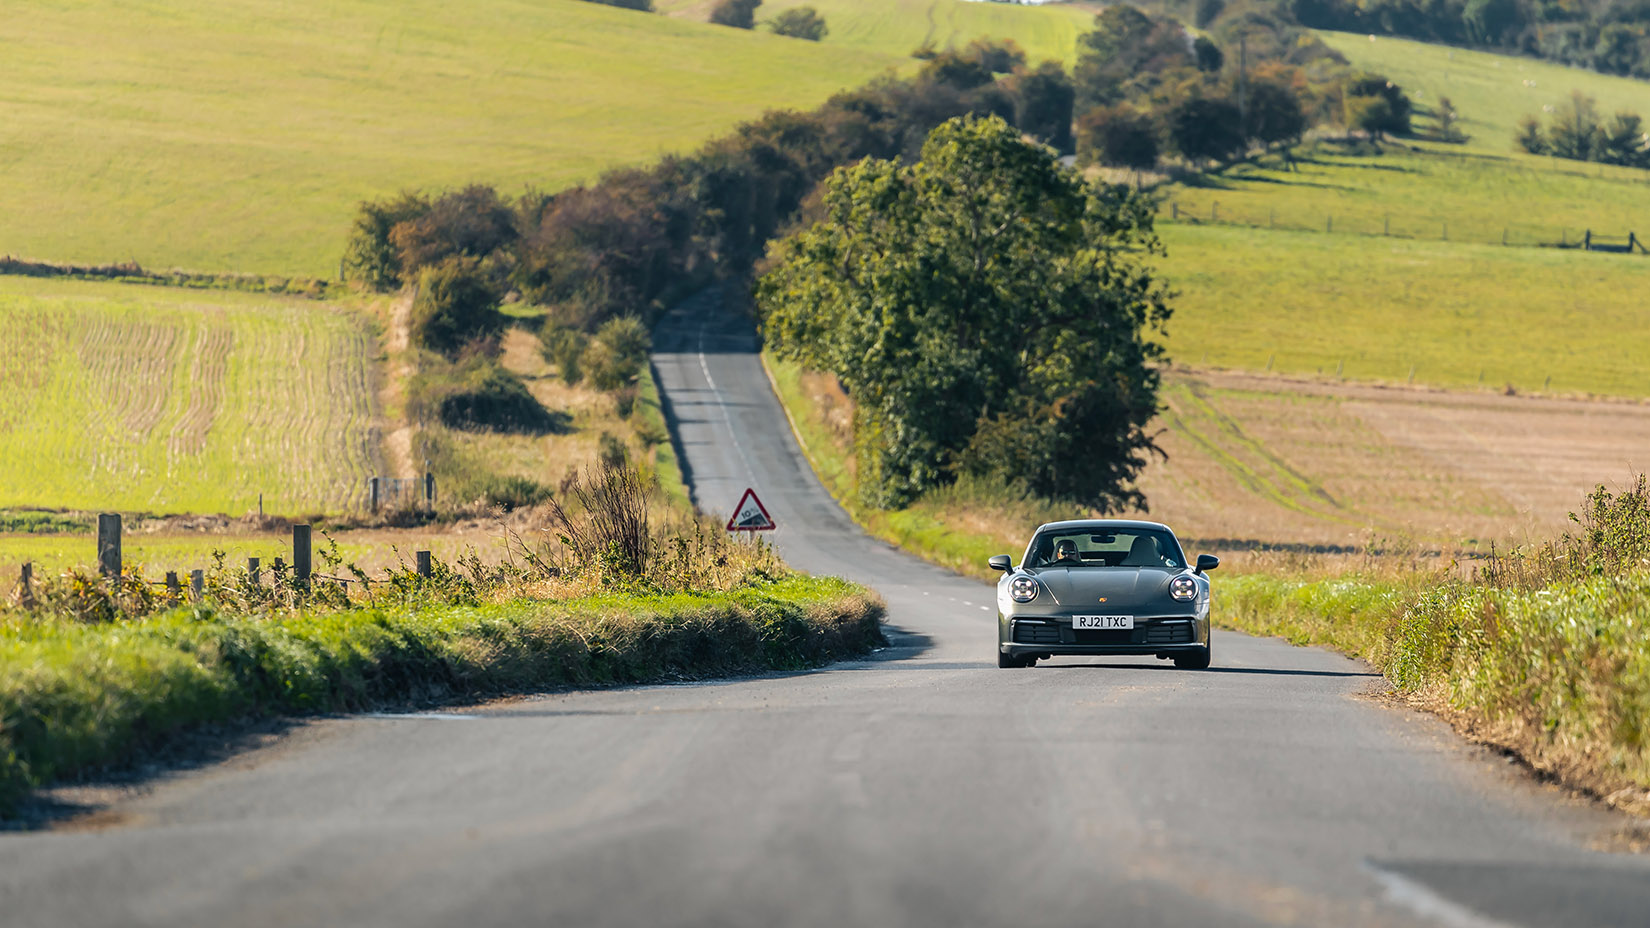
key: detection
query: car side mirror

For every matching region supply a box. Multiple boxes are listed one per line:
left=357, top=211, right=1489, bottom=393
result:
left=1195, top=554, right=1220, bottom=574
left=988, top=555, right=1012, bottom=572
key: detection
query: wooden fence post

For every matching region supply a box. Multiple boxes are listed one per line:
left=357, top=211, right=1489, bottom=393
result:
left=166, top=571, right=181, bottom=599
left=97, top=513, right=122, bottom=579
left=1171, top=202, right=1179, bottom=220
left=424, top=472, right=436, bottom=508
left=1211, top=201, right=1219, bottom=222
left=1585, top=229, right=1592, bottom=250
left=293, top=524, right=312, bottom=589
left=18, top=563, right=35, bottom=608
left=248, top=557, right=260, bottom=585
left=369, top=476, right=381, bottom=512
left=190, top=570, right=204, bottom=600
left=416, top=550, right=432, bottom=579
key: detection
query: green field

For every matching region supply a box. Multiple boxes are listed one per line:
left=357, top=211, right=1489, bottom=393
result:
left=1145, top=31, right=1650, bottom=397
left=3, top=0, right=897, bottom=275
left=1323, top=30, right=1650, bottom=154
left=660, top=0, right=1091, bottom=62
left=1, top=0, right=1099, bottom=277
left=1156, top=224, right=1650, bottom=395
left=0, top=277, right=378, bottom=514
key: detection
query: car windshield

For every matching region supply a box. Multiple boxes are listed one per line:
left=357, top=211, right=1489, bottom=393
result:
left=1025, top=528, right=1185, bottom=569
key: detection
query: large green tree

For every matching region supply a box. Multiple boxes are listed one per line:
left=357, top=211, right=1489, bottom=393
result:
left=758, top=116, right=1170, bottom=510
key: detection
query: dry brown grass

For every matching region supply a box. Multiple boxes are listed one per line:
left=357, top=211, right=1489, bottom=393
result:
left=1122, top=370, right=1650, bottom=558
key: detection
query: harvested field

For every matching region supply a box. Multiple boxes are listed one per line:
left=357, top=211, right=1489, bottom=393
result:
left=1131, top=370, right=1650, bottom=553
left=0, top=277, right=379, bottom=515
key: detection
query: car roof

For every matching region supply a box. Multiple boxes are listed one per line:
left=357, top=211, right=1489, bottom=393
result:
left=1033, top=519, right=1175, bottom=535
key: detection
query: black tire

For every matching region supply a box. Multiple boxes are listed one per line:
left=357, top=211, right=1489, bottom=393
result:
left=1173, top=644, right=1212, bottom=670
left=998, top=650, right=1021, bottom=668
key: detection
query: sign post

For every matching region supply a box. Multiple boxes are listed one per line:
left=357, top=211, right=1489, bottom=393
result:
left=726, top=488, right=776, bottom=532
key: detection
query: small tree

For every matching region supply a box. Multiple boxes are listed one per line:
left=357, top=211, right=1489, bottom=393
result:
left=1549, top=92, right=1602, bottom=161
left=411, top=258, right=507, bottom=358
left=709, top=0, right=759, bottom=28
left=1344, top=73, right=1412, bottom=139
left=770, top=6, right=827, bottom=40
left=1244, top=79, right=1308, bottom=148
left=1599, top=111, right=1648, bottom=167
left=1432, top=95, right=1463, bottom=143
left=1166, top=96, right=1246, bottom=167
left=1515, top=114, right=1548, bottom=154
left=1006, top=62, right=1076, bottom=153
left=582, top=316, right=651, bottom=391
left=1076, top=105, right=1161, bottom=174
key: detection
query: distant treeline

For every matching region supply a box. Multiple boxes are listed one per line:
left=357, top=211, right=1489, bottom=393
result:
left=342, top=41, right=1076, bottom=333
left=1272, top=0, right=1650, bottom=77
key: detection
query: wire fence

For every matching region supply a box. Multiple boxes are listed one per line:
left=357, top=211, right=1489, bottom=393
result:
left=1157, top=200, right=1645, bottom=252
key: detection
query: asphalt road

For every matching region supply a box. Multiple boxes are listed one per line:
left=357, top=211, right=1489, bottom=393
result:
left=5, top=290, right=1650, bottom=927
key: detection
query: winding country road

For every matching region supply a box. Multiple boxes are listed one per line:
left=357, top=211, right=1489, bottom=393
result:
left=4, top=290, right=1650, bottom=927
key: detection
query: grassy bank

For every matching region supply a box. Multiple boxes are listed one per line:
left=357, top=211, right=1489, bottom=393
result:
left=0, top=574, right=883, bottom=815
left=1218, top=481, right=1650, bottom=811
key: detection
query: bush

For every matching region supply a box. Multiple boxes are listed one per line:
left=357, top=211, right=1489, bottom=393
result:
left=433, top=359, right=567, bottom=435
left=582, top=315, right=651, bottom=391
left=463, top=473, right=552, bottom=510
left=709, top=0, right=759, bottom=28
left=770, top=6, right=827, bottom=40
left=342, top=192, right=430, bottom=291
left=410, top=257, right=507, bottom=357
left=388, top=185, right=517, bottom=282
left=1076, top=104, right=1160, bottom=171
left=541, top=325, right=589, bottom=385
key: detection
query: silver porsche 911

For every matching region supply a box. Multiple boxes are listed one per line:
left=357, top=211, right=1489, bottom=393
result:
left=991, top=519, right=1218, bottom=669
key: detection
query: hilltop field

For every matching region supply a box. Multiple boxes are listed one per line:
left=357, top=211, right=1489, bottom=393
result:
left=1, top=0, right=1083, bottom=276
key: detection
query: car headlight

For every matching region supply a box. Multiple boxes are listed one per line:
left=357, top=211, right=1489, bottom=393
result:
left=1170, top=576, right=1198, bottom=602
left=1010, top=576, right=1039, bottom=603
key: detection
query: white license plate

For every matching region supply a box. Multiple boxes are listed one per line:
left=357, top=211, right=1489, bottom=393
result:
left=1073, top=615, right=1134, bottom=630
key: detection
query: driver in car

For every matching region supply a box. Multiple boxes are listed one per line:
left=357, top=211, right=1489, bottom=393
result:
left=1053, top=539, right=1082, bottom=565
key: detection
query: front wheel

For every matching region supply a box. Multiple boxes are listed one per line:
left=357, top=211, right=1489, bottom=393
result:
left=1173, top=644, right=1212, bottom=670
left=998, top=650, right=1033, bottom=668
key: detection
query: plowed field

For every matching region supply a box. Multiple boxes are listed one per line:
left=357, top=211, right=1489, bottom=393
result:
left=0, top=278, right=378, bottom=515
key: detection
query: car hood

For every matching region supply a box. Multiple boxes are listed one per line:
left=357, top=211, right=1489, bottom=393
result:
left=1026, top=567, right=1180, bottom=608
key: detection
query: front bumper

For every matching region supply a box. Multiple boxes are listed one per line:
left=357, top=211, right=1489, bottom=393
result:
left=1000, top=615, right=1207, bottom=657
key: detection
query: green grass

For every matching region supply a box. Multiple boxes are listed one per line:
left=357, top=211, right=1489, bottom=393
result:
left=0, top=574, right=884, bottom=813
left=1156, top=224, right=1650, bottom=395
left=1219, top=568, right=1650, bottom=809
left=3, top=0, right=898, bottom=276
left=1163, top=144, right=1650, bottom=248
left=661, top=0, right=1092, bottom=63
left=0, top=276, right=379, bottom=514
left=1147, top=34, right=1650, bottom=398
left=1322, top=30, right=1650, bottom=155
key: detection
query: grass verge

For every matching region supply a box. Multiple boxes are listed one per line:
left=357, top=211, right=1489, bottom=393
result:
left=1218, top=480, right=1650, bottom=811
left=0, top=574, right=883, bottom=815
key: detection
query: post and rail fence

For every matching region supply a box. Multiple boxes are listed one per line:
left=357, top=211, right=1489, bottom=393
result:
left=1161, top=200, right=1644, bottom=255
left=6, top=513, right=437, bottom=609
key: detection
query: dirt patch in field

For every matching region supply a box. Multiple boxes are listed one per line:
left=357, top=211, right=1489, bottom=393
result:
left=1127, top=370, right=1650, bottom=554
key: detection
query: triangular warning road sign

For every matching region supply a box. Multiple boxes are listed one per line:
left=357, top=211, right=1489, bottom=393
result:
left=726, top=487, right=776, bottom=531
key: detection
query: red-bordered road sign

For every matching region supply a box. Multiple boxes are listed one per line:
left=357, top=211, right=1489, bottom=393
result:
left=726, top=488, right=776, bottom=531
